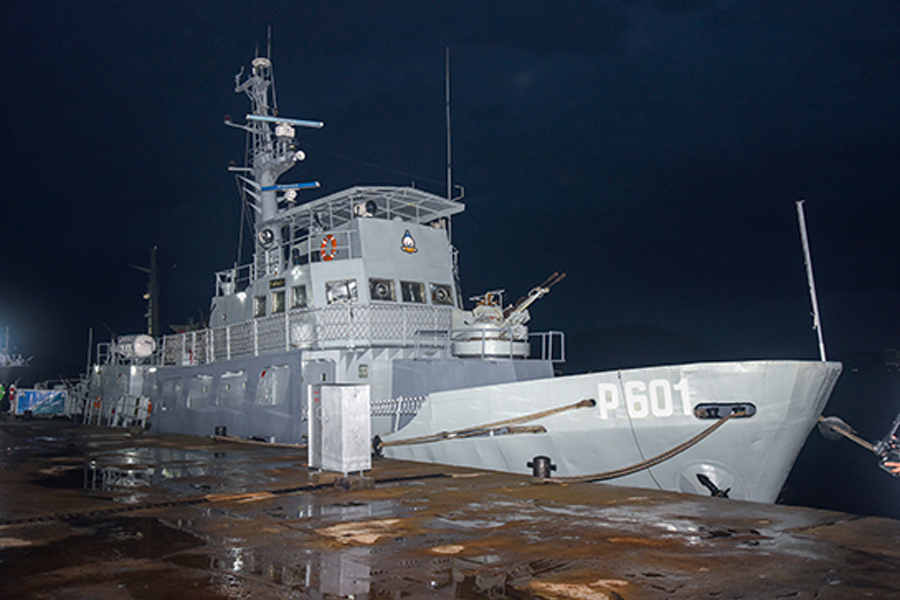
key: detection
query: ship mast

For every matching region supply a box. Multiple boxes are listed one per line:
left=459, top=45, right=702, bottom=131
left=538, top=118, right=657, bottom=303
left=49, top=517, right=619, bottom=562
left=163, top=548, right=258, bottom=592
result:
left=225, top=52, right=323, bottom=278
left=445, top=46, right=452, bottom=200
left=130, top=246, right=159, bottom=337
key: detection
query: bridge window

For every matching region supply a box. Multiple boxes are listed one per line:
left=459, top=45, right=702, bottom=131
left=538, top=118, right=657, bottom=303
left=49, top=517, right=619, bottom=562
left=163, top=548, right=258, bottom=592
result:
left=401, top=281, right=426, bottom=303
left=326, top=279, right=358, bottom=304
left=253, top=295, right=266, bottom=317
left=430, top=283, right=454, bottom=306
left=272, top=290, right=285, bottom=314
left=291, top=285, right=308, bottom=309
left=369, top=278, right=396, bottom=302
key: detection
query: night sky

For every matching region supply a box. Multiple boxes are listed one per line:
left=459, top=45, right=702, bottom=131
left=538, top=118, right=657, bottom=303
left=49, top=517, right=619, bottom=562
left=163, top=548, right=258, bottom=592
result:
left=2, top=1, right=900, bottom=383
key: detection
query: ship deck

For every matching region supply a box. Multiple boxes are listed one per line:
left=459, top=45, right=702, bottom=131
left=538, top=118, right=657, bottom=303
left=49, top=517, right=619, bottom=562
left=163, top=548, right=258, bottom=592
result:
left=2, top=418, right=899, bottom=599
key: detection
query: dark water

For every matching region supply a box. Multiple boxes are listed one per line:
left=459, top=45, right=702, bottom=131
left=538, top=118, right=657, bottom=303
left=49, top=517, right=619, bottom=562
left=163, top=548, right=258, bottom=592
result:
left=782, top=369, right=900, bottom=519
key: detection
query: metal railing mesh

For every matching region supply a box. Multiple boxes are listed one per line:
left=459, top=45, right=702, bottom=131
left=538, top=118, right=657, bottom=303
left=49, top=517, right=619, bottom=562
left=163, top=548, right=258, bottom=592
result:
left=111, top=305, right=563, bottom=367
left=370, top=395, right=428, bottom=417
left=158, top=304, right=453, bottom=366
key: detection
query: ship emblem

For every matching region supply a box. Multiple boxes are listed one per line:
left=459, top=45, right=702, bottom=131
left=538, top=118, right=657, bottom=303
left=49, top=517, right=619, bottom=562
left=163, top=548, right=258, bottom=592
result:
left=401, top=230, right=417, bottom=253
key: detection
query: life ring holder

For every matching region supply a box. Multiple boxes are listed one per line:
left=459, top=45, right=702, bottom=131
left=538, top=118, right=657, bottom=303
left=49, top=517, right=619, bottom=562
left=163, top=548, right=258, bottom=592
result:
left=320, top=234, right=337, bottom=261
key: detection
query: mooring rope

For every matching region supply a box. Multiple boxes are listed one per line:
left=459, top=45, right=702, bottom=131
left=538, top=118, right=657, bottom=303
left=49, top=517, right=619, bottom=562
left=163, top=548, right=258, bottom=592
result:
left=541, top=410, right=747, bottom=485
left=376, top=398, right=597, bottom=450
left=816, top=415, right=875, bottom=452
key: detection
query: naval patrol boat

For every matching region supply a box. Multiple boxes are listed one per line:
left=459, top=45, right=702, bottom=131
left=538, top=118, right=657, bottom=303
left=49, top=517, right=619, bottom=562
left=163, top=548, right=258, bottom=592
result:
left=88, top=51, right=842, bottom=503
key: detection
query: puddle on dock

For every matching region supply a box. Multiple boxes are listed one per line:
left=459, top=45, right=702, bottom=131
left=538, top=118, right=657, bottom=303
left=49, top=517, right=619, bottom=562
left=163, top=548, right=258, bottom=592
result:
left=0, top=516, right=209, bottom=599
left=2, top=421, right=308, bottom=506
left=0, top=511, right=566, bottom=600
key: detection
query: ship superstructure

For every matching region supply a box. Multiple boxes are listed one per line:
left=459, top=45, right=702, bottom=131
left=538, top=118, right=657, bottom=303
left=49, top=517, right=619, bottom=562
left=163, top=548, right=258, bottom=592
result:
left=91, top=51, right=559, bottom=445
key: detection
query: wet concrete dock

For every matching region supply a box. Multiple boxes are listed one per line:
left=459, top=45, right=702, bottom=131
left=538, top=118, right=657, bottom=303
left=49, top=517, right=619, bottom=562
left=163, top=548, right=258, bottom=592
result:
left=2, top=418, right=900, bottom=599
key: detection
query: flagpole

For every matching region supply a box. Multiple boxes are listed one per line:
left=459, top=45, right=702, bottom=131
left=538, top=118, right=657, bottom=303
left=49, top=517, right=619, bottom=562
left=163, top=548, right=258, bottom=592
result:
left=796, top=199, right=827, bottom=362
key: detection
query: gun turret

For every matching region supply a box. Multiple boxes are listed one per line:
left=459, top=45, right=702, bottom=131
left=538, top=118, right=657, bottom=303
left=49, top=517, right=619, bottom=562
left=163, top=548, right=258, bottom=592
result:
left=503, top=272, right=566, bottom=322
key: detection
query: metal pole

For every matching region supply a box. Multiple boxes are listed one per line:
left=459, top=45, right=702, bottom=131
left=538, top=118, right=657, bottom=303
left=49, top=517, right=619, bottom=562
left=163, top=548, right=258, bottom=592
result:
left=149, top=246, right=159, bottom=337
left=796, top=200, right=827, bottom=361
left=445, top=47, right=452, bottom=200
left=85, top=328, right=93, bottom=375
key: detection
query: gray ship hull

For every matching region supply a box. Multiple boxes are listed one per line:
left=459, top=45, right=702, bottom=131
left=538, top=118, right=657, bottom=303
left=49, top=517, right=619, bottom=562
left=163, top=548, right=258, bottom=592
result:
left=382, top=360, right=842, bottom=503
left=90, top=354, right=840, bottom=503
left=90, top=349, right=555, bottom=443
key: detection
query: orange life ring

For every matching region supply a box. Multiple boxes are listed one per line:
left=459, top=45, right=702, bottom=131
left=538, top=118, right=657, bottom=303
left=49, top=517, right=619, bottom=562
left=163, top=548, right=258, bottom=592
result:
left=320, top=234, right=337, bottom=261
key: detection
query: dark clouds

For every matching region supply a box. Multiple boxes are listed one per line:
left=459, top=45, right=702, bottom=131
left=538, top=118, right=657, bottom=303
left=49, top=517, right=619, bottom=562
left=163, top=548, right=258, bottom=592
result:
left=1, top=1, right=899, bottom=380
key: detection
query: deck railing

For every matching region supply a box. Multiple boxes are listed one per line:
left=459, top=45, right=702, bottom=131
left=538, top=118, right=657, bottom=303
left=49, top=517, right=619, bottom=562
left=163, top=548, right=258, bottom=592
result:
left=159, top=303, right=454, bottom=366
left=99, top=303, right=565, bottom=367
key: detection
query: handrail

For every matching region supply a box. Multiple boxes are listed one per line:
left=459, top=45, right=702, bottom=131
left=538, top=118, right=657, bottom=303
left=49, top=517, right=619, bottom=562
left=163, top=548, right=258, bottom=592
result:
left=102, top=306, right=565, bottom=367
left=158, top=303, right=454, bottom=366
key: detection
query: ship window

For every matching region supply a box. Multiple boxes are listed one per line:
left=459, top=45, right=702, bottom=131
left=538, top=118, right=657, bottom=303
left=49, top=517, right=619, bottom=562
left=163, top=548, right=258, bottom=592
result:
left=256, top=365, right=290, bottom=406
left=253, top=295, right=266, bottom=317
left=430, top=283, right=454, bottom=306
left=272, top=290, right=285, bottom=314
left=401, top=281, right=426, bottom=303
left=369, top=278, right=396, bottom=302
left=187, top=374, right=213, bottom=409
left=220, top=370, right=246, bottom=408
left=326, top=279, right=358, bottom=304
left=291, top=285, right=308, bottom=308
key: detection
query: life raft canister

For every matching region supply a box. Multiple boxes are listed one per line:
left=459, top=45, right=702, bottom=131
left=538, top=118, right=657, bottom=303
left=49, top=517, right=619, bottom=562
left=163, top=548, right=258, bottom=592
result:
left=320, top=234, right=337, bottom=261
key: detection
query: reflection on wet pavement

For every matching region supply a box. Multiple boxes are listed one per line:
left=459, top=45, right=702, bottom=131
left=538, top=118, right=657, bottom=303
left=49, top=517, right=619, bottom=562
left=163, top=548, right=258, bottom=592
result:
left=2, top=419, right=900, bottom=599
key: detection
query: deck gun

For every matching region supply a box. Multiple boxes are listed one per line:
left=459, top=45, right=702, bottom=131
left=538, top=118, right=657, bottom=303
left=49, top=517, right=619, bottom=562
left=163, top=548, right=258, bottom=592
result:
left=503, top=272, right=566, bottom=324
left=818, top=410, right=900, bottom=476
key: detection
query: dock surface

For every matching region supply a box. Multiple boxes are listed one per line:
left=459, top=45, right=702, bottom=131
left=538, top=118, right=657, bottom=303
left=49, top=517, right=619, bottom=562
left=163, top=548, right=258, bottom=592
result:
left=2, top=418, right=900, bottom=599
